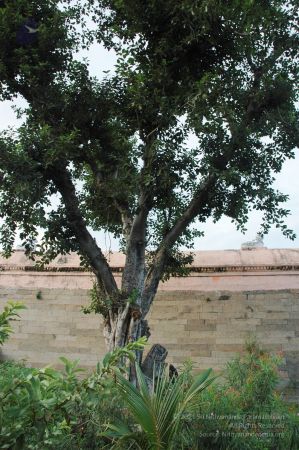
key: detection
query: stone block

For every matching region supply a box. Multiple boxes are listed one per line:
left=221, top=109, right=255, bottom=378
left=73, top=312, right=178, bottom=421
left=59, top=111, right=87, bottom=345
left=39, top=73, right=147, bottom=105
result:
left=185, top=319, right=217, bottom=331
left=216, top=344, right=243, bottom=353
left=215, top=337, right=247, bottom=345
left=256, top=323, right=290, bottom=332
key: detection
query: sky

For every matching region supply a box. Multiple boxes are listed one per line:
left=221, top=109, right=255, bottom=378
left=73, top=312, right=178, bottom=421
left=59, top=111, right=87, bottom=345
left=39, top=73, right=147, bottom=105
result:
left=0, top=42, right=298, bottom=252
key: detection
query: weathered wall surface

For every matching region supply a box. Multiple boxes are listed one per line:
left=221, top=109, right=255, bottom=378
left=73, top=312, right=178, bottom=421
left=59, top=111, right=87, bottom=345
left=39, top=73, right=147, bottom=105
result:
left=0, top=279, right=298, bottom=389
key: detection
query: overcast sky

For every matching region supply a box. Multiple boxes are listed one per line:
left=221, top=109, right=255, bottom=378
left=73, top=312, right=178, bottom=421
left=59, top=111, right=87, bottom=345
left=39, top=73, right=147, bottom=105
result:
left=0, top=42, right=298, bottom=251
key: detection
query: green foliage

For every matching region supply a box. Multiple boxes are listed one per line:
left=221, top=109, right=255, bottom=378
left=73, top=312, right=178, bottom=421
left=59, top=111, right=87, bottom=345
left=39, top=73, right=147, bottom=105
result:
left=82, top=280, right=113, bottom=316
left=0, top=360, right=32, bottom=381
left=0, top=337, right=146, bottom=449
left=83, top=282, right=140, bottom=316
left=103, top=363, right=217, bottom=449
left=95, top=336, right=147, bottom=376
left=0, top=0, right=297, bottom=276
left=179, top=342, right=299, bottom=450
left=225, top=339, right=283, bottom=411
left=0, top=0, right=80, bottom=101
left=0, top=301, right=26, bottom=345
left=0, top=340, right=298, bottom=449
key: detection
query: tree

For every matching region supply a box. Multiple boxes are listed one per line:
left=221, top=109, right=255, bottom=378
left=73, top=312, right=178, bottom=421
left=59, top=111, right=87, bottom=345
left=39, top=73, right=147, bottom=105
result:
left=0, top=1, right=298, bottom=358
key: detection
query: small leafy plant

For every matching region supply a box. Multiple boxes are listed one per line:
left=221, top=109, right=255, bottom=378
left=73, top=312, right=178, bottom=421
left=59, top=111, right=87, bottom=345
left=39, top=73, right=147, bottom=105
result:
left=103, top=363, right=217, bottom=449
left=225, top=338, right=283, bottom=411
left=1, top=331, right=298, bottom=449
left=182, top=341, right=299, bottom=450
left=0, top=301, right=26, bottom=345
left=0, top=338, right=147, bottom=449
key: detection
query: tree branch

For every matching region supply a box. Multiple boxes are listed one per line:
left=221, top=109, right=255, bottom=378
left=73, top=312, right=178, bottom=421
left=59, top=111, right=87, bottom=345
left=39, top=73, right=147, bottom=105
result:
left=113, top=199, right=133, bottom=242
left=121, top=190, right=150, bottom=295
left=84, top=156, right=134, bottom=242
left=48, top=164, right=118, bottom=295
left=121, top=135, right=156, bottom=295
left=141, top=174, right=216, bottom=316
left=140, top=53, right=280, bottom=315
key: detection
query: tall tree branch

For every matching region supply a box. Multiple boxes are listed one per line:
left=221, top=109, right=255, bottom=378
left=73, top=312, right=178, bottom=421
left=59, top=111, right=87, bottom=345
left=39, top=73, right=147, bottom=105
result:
left=121, top=135, right=156, bottom=295
left=83, top=156, right=135, bottom=242
left=141, top=174, right=217, bottom=316
left=48, top=164, right=118, bottom=295
left=141, top=57, right=277, bottom=315
left=113, top=199, right=133, bottom=242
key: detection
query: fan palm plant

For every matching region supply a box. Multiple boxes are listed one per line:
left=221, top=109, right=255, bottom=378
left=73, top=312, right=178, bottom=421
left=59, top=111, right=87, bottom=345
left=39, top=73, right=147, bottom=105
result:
left=103, top=363, right=217, bottom=449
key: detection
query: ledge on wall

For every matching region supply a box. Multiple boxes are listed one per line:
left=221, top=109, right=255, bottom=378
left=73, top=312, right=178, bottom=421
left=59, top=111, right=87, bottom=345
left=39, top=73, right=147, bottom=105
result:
left=1, top=248, right=299, bottom=274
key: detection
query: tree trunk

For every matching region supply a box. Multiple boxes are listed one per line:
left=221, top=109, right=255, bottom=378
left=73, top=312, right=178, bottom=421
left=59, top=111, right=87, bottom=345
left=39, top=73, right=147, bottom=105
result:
left=49, top=159, right=169, bottom=378
left=101, top=267, right=168, bottom=383
left=103, top=303, right=150, bottom=352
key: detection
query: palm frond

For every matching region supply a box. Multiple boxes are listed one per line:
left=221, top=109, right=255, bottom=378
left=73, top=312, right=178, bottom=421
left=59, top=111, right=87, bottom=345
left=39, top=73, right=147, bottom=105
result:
left=110, top=363, right=216, bottom=449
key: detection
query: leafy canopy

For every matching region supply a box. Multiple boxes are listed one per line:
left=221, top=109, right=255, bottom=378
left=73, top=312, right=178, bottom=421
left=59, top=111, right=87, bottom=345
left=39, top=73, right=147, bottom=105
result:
left=0, top=0, right=298, bottom=273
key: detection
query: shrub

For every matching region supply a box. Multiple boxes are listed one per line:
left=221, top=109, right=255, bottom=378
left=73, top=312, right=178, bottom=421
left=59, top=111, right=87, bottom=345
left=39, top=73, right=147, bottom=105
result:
left=182, top=341, right=299, bottom=450
left=1, top=332, right=298, bottom=449
left=0, top=301, right=26, bottom=345
left=0, top=339, right=145, bottom=449
left=225, top=339, right=282, bottom=411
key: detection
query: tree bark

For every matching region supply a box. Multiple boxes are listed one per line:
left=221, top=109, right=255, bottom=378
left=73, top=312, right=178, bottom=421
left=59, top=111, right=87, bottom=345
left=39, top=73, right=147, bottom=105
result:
left=48, top=164, right=118, bottom=296
left=141, top=174, right=217, bottom=316
left=121, top=134, right=155, bottom=297
left=121, top=198, right=148, bottom=295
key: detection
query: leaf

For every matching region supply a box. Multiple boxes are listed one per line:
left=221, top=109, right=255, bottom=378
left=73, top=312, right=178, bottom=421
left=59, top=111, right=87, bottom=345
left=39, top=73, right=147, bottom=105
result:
left=112, top=363, right=216, bottom=448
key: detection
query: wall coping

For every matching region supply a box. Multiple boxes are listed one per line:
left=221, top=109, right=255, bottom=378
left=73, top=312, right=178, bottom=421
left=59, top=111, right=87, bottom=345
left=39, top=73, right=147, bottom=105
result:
left=1, top=264, right=299, bottom=274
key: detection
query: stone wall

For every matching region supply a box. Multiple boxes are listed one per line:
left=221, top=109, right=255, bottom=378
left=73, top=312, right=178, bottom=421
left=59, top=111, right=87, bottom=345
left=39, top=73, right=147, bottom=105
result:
left=0, top=282, right=298, bottom=391
left=0, top=248, right=299, bottom=397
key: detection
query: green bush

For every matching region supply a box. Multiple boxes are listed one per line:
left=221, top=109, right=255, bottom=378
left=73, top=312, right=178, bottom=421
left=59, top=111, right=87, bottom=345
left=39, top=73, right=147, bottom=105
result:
left=0, top=302, right=26, bottom=345
left=0, top=340, right=145, bottom=449
left=1, top=332, right=298, bottom=449
left=180, top=341, right=299, bottom=450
